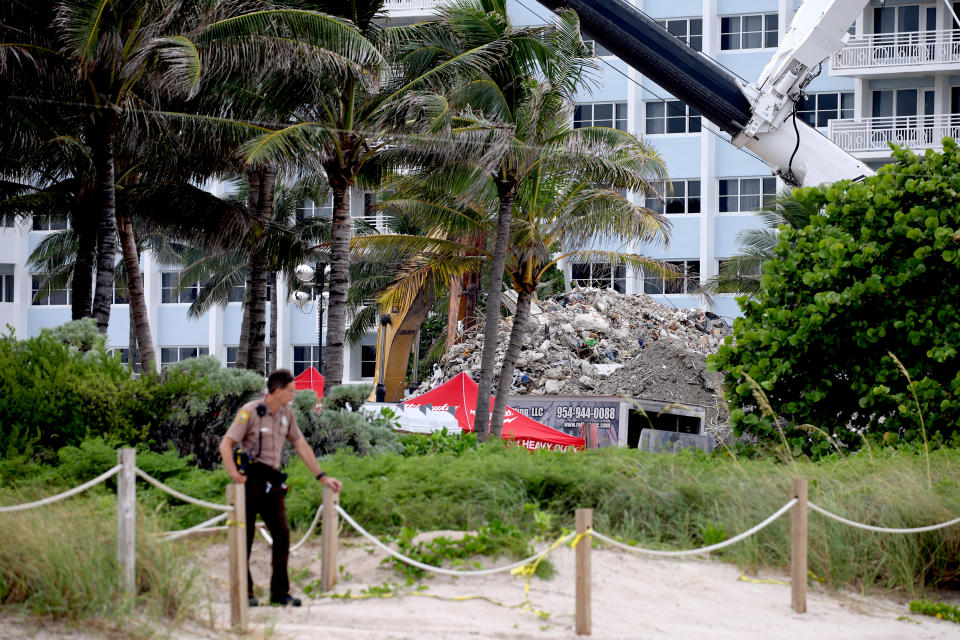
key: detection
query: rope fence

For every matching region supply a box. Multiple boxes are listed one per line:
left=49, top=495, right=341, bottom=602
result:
left=4, top=449, right=960, bottom=635
left=0, top=464, right=121, bottom=513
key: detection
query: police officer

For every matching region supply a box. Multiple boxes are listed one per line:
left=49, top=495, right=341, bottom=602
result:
left=219, top=369, right=342, bottom=607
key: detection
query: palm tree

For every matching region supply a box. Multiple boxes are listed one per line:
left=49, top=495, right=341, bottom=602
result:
left=703, top=190, right=818, bottom=299
left=421, top=2, right=627, bottom=440
left=235, top=0, right=506, bottom=393
left=358, top=118, right=671, bottom=433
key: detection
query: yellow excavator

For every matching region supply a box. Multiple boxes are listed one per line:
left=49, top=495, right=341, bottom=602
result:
left=371, top=273, right=479, bottom=402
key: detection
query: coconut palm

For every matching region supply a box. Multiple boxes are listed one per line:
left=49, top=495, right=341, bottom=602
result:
left=232, top=0, right=509, bottom=392
left=702, top=190, right=819, bottom=299
left=357, top=113, right=671, bottom=434
left=415, top=2, right=658, bottom=440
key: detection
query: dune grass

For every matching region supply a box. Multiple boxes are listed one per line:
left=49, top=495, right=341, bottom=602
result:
left=1, top=439, right=957, bottom=608
left=0, top=496, right=202, bottom=628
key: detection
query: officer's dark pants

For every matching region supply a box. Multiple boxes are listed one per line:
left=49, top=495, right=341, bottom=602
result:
left=244, top=474, right=290, bottom=601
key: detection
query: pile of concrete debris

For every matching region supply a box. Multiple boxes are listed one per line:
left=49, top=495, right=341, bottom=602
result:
left=426, top=287, right=733, bottom=439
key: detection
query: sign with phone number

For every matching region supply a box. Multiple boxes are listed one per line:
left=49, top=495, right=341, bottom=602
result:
left=509, top=398, right=620, bottom=448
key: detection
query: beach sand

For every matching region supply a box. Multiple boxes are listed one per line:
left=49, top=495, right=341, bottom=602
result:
left=2, top=531, right=956, bottom=640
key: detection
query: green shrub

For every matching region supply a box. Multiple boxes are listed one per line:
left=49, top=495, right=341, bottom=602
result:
left=0, top=320, right=132, bottom=456
left=710, top=141, right=960, bottom=455
left=399, top=428, right=481, bottom=456
left=129, top=357, right=263, bottom=469
left=293, top=390, right=402, bottom=457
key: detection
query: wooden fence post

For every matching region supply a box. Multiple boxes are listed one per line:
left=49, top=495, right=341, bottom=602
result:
left=321, top=485, right=339, bottom=591
left=791, top=477, right=808, bottom=614
left=117, top=447, right=136, bottom=596
left=575, top=508, right=592, bottom=635
left=226, top=484, right=248, bottom=632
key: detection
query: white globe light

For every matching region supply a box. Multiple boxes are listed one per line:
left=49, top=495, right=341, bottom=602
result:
left=293, top=290, right=311, bottom=308
left=295, top=264, right=314, bottom=283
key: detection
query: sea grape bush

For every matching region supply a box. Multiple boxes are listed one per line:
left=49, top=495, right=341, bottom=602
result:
left=709, top=140, right=960, bottom=456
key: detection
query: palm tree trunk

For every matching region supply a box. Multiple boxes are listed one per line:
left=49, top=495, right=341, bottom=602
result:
left=473, top=185, right=516, bottom=441
left=116, top=210, right=155, bottom=373
left=490, top=287, right=532, bottom=438
left=323, top=183, right=350, bottom=394
left=268, top=271, right=277, bottom=372
left=91, top=124, right=118, bottom=333
left=236, top=284, right=251, bottom=368
left=71, top=198, right=97, bottom=320
left=243, top=166, right=276, bottom=376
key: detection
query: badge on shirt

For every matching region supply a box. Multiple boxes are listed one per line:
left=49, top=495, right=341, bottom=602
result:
left=237, top=410, right=250, bottom=424
left=281, top=415, right=288, bottom=427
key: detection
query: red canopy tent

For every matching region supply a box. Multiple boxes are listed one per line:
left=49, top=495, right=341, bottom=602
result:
left=405, top=372, right=585, bottom=451
left=294, top=366, right=325, bottom=400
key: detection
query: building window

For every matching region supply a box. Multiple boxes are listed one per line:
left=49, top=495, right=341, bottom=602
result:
left=1, top=215, right=13, bottom=228
left=226, top=346, right=238, bottom=368
left=571, top=262, right=627, bottom=293
left=160, top=346, right=209, bottom=368
left=109, top=348, right=142, bottom=373
left=655, top=18, right=703, bottom=51
left=582, top=30, right=613, bottom=56
left=227, top=283, right=269, bottom=303
left=32, top=216, right=68, bottom=231
left=161, top=271, right=207, bottom=304
left=296, top=196, right=333, bottom=222
left=643, top=180, right=701, bottom=215
left=718, top=258, right=763, bottom=280
left=293, top=345, right=321, bottom=375
left=721, top=13, right=778, bottom=50
left=360, top=344, right=377, bottom=378
left=574, top=102, right=628, bottom=131
left=797, top=92, right=854, bottom=128
left=0, top=265, right=13, bottom=303
left=645, top=100, right=701, bottom=134
left=31, top=275, right=71, bottom=305
left=718, top=177, right=777, bottom=213
left=644, top=260, right=700, bottom=295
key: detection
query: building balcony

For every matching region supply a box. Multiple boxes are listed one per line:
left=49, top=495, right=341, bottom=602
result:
left=828, top=113, right=960, bottom=160
left=832, top=30, right=960, bottom=75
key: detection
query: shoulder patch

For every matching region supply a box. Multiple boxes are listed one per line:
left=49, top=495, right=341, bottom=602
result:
left=237, top=410, right=250, bottom=424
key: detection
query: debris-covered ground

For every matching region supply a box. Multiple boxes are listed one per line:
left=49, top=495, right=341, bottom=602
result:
left=425, top=287, right=734, bottom=441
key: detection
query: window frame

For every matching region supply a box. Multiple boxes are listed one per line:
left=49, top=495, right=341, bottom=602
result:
left=720, top=13, right=779, bottom=51
left=31, top=275, right=72, bottom=306
left=718, top=176, right=778, bottom=214
left=573, top=102, right=628, bottom=131
left=643, top=260, right=700, bottom=296
left=796, top=91, right=854, bottom=128
left=655, top=17, right=703, bottom=51
left=360, top=344, right=377, bottom=378
left=644, top=99, right=701, bottom=135
left=643, top=179, right=701, bottom=215
left=293, top=345, right=321, bottom=376
left=0, top=265, right=13, bottom=303
left=159, top=346, right=209, bottom=369
left=570, top=261, right=627, bottom=293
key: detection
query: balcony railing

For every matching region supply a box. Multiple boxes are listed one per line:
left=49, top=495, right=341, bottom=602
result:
left=828, top=113, right=960, bottom=153
left=382, top=0, right=439, bottom=10
left=833, top=29, right=960, bottom=70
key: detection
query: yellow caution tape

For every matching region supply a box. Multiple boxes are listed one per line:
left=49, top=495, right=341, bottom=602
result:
left=225, top=520, right=246, bottom=527
left=320, top=529, right=583, bottom=622
left=568, top=528, right=593, bottom=549
left=738, top=575, right=790, bottom=586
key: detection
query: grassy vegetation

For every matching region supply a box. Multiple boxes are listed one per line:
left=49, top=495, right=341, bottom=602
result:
left=2, top=437, right=958, bottom=606
left=0, top=497, right=201, bottom=628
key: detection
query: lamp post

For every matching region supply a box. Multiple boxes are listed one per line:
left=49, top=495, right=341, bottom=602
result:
left=294, top=263, right=330, bottom=375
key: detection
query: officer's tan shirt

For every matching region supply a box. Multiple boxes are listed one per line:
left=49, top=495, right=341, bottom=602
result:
left=225, top=399, right=303, bottom=470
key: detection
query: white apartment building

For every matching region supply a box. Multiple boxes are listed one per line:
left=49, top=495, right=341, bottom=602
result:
left=1, top=0, right=956, bottom=373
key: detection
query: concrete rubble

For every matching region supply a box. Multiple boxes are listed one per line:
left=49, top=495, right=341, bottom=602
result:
left=423, top=287, right=734, bottom=441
